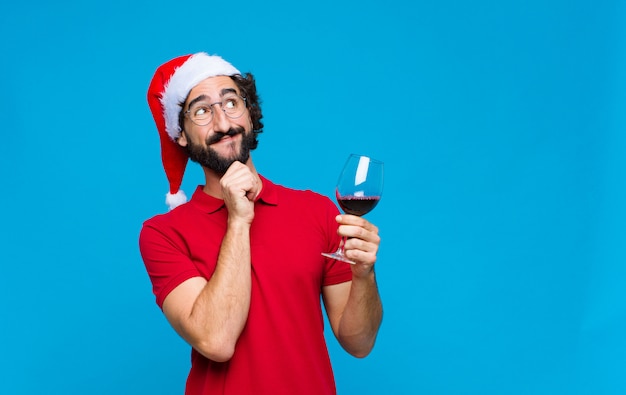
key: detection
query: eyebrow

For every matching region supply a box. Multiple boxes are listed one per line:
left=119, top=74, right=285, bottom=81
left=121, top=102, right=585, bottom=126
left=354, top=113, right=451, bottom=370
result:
left=186, top=88, right=238, bottom=110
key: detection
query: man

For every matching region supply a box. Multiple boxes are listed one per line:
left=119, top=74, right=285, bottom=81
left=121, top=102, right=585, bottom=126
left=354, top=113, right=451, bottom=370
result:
left=139, top=52, right=383, bottom=395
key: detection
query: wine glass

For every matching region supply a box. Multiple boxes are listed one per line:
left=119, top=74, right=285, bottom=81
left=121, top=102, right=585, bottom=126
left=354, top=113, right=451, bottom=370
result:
left=322, top=154, right=384, bottom=264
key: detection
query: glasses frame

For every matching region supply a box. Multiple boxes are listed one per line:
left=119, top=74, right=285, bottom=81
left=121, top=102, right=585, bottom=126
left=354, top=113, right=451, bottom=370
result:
left=184, top=94, right=248, bottom=127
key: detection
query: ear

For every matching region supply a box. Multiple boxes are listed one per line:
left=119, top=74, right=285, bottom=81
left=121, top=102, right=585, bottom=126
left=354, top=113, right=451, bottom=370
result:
left=177, top=130, right=188, bottom=147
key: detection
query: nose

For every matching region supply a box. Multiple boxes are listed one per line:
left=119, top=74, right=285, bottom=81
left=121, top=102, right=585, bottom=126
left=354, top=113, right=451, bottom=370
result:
left=211, top=104, right=230, bottom=132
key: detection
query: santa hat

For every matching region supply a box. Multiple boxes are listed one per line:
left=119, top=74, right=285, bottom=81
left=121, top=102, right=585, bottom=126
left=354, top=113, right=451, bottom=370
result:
left=147, top=52, right=240, bottom=210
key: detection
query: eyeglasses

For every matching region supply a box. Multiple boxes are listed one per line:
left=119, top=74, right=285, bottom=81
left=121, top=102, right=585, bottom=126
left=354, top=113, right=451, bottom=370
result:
left=184, top=94, right=247, bottom=126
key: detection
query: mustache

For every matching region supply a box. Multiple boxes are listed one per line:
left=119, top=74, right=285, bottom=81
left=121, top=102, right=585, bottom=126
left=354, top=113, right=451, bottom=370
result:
left=206, top=127, right=245, bottom=145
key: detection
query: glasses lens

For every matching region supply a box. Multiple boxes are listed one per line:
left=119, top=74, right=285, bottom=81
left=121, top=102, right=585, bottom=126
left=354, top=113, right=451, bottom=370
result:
left=222, top=95, right=246, bottom=119
left=189, top=104, right=213, bottom=126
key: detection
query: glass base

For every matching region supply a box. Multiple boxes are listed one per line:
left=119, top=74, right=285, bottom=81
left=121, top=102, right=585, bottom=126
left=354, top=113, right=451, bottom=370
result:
left=321, top=251, right=356, bottom=265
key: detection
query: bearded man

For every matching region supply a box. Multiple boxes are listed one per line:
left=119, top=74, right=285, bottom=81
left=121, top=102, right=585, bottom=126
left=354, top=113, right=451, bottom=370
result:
left=139, top=52, right=383, bottom=395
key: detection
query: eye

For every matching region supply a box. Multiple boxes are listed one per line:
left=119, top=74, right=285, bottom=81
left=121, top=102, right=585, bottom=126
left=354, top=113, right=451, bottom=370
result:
left=223, top=97, right=238, bottom=110
left=193, top=105, right=211, bottom=117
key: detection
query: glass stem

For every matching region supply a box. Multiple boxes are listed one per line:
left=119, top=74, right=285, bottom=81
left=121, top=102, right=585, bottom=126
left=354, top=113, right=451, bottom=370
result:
left=338, top=236, right=348, bottom=256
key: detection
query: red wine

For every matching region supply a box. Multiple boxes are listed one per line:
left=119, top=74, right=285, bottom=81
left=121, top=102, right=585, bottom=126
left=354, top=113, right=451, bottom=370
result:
left=337, top=195, right=381, bottom=216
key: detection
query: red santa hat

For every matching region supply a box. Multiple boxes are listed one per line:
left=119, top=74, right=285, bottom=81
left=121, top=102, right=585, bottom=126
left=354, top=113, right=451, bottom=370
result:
left=147, top=52, right=240, bottom=210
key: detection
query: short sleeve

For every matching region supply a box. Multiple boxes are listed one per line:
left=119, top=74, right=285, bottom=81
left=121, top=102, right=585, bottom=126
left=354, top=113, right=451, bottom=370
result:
left=139, top=219, right=201, bottom=309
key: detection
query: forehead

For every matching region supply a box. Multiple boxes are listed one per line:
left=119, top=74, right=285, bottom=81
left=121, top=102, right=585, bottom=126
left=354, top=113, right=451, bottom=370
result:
left=187, top=75, right=238, bottom=101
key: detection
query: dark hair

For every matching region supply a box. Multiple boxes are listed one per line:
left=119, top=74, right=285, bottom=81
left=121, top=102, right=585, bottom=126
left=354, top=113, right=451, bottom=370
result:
left=178, top=73, right=264, bottom=149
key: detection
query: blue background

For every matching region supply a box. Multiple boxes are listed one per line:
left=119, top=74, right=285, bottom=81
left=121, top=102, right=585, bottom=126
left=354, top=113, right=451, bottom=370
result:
left=1, top=0, right=625, bottom=394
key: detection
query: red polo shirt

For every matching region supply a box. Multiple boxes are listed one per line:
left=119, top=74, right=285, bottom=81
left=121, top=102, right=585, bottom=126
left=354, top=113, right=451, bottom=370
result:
left=139, top=175, right=352, bottom=394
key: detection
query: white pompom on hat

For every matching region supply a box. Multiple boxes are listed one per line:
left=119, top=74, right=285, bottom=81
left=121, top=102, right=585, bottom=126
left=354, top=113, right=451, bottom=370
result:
left=147, top=53, right=240, bottom=210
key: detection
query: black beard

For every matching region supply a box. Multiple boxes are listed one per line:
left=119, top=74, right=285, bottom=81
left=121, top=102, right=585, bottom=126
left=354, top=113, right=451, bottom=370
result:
left=184, top=127, right=257, bottom=175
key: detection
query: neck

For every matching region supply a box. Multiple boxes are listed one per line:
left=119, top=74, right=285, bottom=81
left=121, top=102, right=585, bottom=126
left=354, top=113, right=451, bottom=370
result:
left=201, top=158, right=260, bottom=199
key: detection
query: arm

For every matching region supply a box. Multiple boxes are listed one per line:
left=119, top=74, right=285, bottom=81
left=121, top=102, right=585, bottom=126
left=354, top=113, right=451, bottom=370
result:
left=161, top=162, right=261, bottom=362
left=322, top=215, right=383, bottom=358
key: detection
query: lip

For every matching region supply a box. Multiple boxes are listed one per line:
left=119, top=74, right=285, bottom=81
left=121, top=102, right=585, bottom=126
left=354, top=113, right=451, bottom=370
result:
left=210, top=133, right=240, bottom=146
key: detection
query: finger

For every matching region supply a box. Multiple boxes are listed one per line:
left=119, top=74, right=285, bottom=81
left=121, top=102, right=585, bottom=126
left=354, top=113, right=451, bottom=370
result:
left=337, top=215, right=378, bottom=232
left=221, top=163, right=259, bottom=199
left=338, top=224, right=380, bottom=245
left=344, top=247, right=377, bottom=266
left=344, top=236, right=379, bottom=254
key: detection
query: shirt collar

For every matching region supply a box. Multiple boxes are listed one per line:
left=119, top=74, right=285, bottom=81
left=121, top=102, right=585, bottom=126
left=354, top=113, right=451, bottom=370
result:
left=189, top=174, right=278, bottom=214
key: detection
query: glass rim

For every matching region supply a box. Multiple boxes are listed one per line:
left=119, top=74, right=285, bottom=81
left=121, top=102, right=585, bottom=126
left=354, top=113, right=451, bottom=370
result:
left=348, top=153, right=384, bottom=164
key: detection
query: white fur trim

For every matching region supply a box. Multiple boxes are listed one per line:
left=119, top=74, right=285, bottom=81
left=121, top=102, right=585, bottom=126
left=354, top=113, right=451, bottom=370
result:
left=165, top=190, right=188, bottom=210
left=161, top=53, right=240, bottom=141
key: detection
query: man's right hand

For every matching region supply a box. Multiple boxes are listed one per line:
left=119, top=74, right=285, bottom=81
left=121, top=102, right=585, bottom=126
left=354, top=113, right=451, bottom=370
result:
left=219, top=161, right=261, bottom=224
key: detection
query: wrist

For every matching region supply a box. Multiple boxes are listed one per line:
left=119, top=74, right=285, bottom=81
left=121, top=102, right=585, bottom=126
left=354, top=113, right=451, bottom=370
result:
left=227, top=217, right=253, bottom=230
left=352, top=264, right=376, bottom=280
